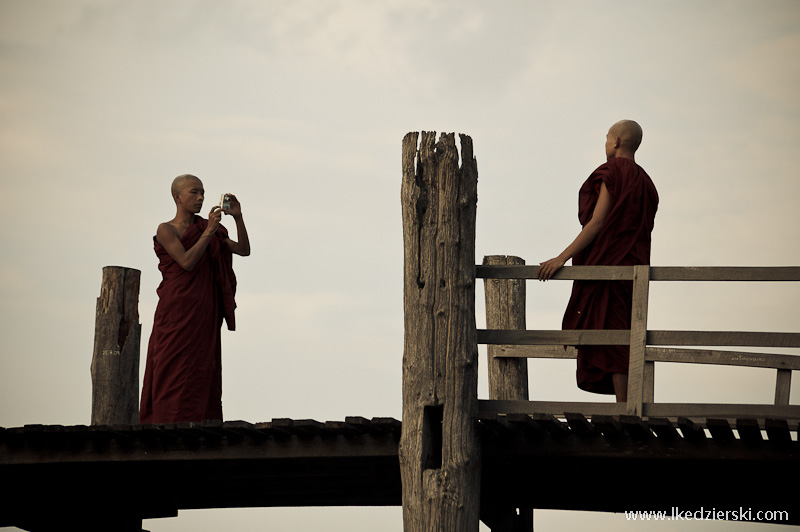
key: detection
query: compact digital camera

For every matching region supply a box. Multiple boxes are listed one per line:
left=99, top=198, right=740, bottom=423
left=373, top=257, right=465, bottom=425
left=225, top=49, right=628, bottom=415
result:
left=219, top=194, right=231, bottom=212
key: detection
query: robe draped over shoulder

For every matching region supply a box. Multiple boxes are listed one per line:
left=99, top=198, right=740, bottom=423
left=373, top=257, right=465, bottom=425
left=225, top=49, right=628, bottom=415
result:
left=140, top=216, right=237, bottom=423
left=562, top=157, right=658, bottom=394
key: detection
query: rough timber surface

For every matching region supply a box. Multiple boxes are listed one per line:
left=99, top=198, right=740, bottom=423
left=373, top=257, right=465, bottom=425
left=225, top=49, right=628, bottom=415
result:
left=1, top=415, right=798, bottom=528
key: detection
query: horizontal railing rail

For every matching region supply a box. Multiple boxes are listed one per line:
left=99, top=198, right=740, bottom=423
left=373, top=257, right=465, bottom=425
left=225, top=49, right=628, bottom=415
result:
left=476, top=265, right=800, bottom=281
left=477, top=263, right=800, bottom=423
left=477, top=330, right=800, bottom=347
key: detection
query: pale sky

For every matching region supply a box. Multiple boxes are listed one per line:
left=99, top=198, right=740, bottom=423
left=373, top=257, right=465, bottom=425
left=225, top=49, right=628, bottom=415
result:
left=1, top=1, right=798, bottom=531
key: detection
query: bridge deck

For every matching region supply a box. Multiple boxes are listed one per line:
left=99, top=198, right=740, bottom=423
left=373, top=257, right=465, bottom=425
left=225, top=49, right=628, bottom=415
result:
left=1, top=415, right=797, bottom=529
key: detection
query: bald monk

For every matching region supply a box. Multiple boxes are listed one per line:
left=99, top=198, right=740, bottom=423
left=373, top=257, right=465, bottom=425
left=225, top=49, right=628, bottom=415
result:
left=140, top=174, right=251, bottom=423
left=538, top=120, right=658, bottom=402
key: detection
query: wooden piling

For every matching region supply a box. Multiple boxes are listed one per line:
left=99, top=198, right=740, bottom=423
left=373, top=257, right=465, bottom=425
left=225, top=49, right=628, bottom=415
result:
left=481, top=255, right=533, bottom=531
left=91, top=266, right=141, bottom=426
left=400, top=131, right=480, bottom=531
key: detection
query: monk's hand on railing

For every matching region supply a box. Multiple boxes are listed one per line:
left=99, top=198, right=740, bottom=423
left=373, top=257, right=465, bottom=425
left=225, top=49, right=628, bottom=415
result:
left=538, top=257, right=566, bottom=281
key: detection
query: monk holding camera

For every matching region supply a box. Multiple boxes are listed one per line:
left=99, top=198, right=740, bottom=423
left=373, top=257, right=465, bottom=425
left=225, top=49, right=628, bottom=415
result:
left=140, top=174, right=250, bottom=424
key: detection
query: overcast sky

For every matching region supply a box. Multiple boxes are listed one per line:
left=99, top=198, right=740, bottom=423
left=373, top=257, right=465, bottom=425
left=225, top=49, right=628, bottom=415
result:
left=1, top=1, right=798, bottom=531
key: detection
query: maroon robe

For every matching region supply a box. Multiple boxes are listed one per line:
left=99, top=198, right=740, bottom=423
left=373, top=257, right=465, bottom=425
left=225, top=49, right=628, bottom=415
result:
left=140, top=216, right=237, bottom=423
left=563, top=157, right=658, bottom=394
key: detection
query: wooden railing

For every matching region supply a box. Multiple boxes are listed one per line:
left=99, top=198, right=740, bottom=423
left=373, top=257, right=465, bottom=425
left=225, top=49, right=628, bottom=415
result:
left=477, top=261, right=800, bottom=422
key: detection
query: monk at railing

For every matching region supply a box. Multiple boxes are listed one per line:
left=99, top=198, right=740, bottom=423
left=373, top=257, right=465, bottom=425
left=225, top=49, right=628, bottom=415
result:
left=537, top=119, right=659, bottom=402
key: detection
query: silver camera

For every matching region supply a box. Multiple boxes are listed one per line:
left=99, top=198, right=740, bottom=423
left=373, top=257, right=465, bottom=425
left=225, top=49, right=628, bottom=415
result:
left=219, top=194, right=231, bottom=212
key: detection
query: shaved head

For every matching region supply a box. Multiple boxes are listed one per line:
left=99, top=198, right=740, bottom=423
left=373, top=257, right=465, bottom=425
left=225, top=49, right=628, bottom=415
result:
left=171, top=174, right=202, bottom=199
left=609, top=120, right=643, bottom=152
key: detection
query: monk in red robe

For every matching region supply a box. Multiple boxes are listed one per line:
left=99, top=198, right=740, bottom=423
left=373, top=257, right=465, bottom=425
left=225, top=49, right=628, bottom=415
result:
left=140, top=174, right=250, bottom=424
left=538, top=120, right=658, bottom=401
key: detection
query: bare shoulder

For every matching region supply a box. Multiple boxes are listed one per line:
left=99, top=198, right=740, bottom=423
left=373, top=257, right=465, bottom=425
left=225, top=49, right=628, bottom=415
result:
left=157, top=221, right=179, bottom=236
left=156, top=221, right=180, bottom=246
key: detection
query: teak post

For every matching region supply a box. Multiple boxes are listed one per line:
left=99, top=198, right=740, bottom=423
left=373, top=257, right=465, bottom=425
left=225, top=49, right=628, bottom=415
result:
left=483, top=255, right=529, bottom=401
left=400, top=131, right=480, bottom=531
left=481, top=255, right=533, bottom=531
left=626, top=264, right=650, bottom=416
left=91, top=266, right=141, bottom=426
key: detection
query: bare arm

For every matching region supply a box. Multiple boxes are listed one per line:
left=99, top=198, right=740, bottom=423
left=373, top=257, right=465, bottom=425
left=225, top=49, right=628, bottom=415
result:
left=156, top=207, right=222, bottom=271
left=537, top=181, right=612, bottom=281
left=222, top=194, right=251, bottom=256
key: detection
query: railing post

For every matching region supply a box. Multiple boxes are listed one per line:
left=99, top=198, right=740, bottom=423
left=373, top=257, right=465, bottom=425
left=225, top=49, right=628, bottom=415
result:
left=481, top=255, right=533, bottom=532
left=775, top=370, right=792, bottom=405
left=626, top=265, right=650, bottom=416
left=483, top=255, right=529, bottom=400
left=91, top=266, right=141, bottom=426
left=400, top=131, right=481, bottom=531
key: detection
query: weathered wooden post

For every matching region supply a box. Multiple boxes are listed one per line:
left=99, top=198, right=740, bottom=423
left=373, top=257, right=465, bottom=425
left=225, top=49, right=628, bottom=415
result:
left=483, top=255, right=529, bottom=401
left=91, top=266, right=141, bottom=426
left=482, top=255, right=533, bottom=532
left=400, top=131, right=480, bottom=531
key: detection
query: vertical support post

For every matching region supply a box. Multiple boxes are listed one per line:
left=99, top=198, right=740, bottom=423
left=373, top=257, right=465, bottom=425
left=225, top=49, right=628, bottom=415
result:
left=626, top=265, right=650, bottom=417
left=91, top=266, right=141, bottom=426
left=482, top=255, right=533, bottom=532
left=400, top=131, right=480, bottom=532
left=643, top=360, right=655, bottom=404
left=483, top=255, right=529, bottom=401
left=775, top=369, right=791, bottom=405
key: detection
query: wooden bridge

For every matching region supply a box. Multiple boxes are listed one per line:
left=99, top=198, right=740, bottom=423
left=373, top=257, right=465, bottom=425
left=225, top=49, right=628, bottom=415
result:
left=2, top=406, right=796, bottom=530
left=1, top=132, right=798, bottom=531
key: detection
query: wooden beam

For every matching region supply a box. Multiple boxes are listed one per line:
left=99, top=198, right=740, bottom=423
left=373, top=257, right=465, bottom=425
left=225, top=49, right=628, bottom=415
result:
left=648, top=417, right=680, bottom=441
left=774, top=369, right=792, bottom=406
left=490, top=345, right=577, bottom=359
left=735, top=418, right=763, bottom=443
left=764, top=419, right=792, bottom=443
left=479, top=329, right=800, bottom=348
left=649, top=266, right=800, bottom=281
left=475, top=265, right=800, bottom=282
left=626, top=265, right=650, bottom=416
left=476, top=264, right=634, bottom=280
left=478, top=399, right=625, bottom=417
left=644, top=403, right=800, bottom=420
left=643, top=361, right=655, bottom=403
left=478, top=400, right=800, bottom=422
left=646, top=331, right=800, bottom=348
left=493, top=345, right=800, bottom=372
left=645, top=347, right=800, bottom=370
left=478, top=329, right=630, bottom=346
left=706, top=419, right=736, bottom=441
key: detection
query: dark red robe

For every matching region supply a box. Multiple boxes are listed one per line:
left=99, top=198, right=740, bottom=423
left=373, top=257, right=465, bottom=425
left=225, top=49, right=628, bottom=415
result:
left=563, top=157, right=658, bottom=394
left=140, top=216, right=237, bottom=423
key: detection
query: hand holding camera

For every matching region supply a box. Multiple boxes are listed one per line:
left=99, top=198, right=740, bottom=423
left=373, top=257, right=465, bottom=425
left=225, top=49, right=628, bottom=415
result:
left=204, top=205, right=222, bottom=236
left=218, top=193, right=242, bottom=217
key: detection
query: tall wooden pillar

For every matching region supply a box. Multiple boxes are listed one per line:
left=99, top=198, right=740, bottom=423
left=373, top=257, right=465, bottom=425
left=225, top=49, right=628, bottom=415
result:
left=400, top=131, right=480, bottom=531
left=91, top=266, right=141, bottom=426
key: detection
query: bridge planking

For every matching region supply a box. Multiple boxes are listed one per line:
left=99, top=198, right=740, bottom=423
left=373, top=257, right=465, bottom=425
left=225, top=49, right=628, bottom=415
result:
left=0, top=418, right=403, bottom=530
left=480, top=414, right=797, bottom=522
